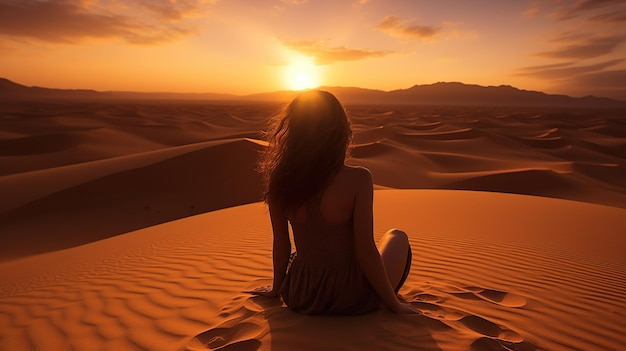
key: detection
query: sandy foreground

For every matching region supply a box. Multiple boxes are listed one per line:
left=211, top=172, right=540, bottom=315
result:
left=1, top=101, right=625, bottom=350
left=1, top=191, right=624, bottom=351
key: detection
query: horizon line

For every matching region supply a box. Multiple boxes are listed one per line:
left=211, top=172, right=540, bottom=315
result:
left=1, top=77, right=624, bottom=103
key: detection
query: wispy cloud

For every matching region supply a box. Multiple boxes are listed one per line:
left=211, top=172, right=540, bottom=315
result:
left=135, top=0, right=209, bottom=22
left=523, top=0, right=626, bottom=22
left=282, top=39, right=390, bottom=65
left=536, top=35, right=625, bottom=60
left=516, top=59, right=624, bottom=79
left=352, top=0, right=369, bottom=7
left=516, top=59, right=626, bottom=99
left=377, top=15, right=441, bottom=40
left=559, top=0, right=626, bottom=20
left=588, top=9, right=626, bottom=23
left=519, top=0, right=626, bottom=100
left=0, top=0, right=210, bottom=44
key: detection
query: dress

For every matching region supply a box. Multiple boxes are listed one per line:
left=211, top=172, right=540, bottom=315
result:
left=280, top=195, right=380, bottom=315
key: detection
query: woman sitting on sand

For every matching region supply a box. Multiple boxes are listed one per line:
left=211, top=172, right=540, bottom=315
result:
left=250, top=90, right=418, bottom=315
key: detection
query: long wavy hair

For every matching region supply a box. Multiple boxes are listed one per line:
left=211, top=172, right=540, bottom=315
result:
left=259, top=90, right=352, bottom=214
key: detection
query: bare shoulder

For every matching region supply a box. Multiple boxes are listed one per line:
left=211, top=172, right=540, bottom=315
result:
left=340, top=165, right=373, bottom=187
left=343, top=165, right=372, bottom=177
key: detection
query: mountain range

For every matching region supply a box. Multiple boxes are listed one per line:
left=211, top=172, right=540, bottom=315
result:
left=1, top=78, right=624, bottom=108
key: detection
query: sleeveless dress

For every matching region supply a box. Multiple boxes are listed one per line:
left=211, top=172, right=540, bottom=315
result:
left=280, top=195, right=380, bottom=315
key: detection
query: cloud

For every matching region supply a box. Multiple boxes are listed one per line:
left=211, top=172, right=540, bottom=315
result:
left=377, top=15, right=441, bottom=40
left=520, top=1, right=626, bottom=99
left=282, top=40, right=390, bottom=65
left=516, top=59, right=626, bottom=100
left=524, top=0, right=626, bottom=23
left=516, top=59, right=624, bottom=79
left=560, top=0, right=626, bottom=20
left=135, top=0, right=208, bottom=22
left=352, top=0, right=369, bottom=7
left=0, top=0, right=209, bottom=44
left=588, top=9, right=626, bottom=23
left=535, top=35, right=624, bottom=60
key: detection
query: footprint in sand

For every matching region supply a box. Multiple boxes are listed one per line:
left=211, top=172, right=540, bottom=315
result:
left=407, top=295, right=534, bottom=351
left=186, top=322, right=262, bottom=351
left=471, top=337, right=538, bottom=351
left=449, top=286, right=527, bottom=308
left=457, top=311, right=544, bottom=351
left=186, top=296, right=271, bottom=351
left=411, top=300, right=465, bottom=321
left=458, top=315, right=540, bottom=351
left=402, top=289, right=466, bottom=321
left=405, top=286, right=535, bottom=350
left=459, top=315, right=523, bottom=343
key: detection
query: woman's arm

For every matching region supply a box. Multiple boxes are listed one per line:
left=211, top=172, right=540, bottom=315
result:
left=250, top=201, right=292, bottom=297
left=268, top=201, right=292, bottom=294
left=249, top=201, right=291, bottom=297
left=352, top=168, right=415, bottom=313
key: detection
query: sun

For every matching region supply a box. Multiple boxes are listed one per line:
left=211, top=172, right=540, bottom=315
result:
left=283, top=58, right=321, bottom=91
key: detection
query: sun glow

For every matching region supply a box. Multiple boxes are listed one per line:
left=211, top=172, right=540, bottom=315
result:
left=283, top=57, right=321, bottom=91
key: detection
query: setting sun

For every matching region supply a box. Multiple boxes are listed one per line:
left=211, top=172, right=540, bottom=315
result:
left=284, top=58, right=321, bottom=91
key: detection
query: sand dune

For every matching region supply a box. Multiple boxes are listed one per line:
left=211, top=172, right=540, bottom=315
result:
left=1, top=191, right=624, bottom=351
left=1, top=100, right=625, bottom=350
left=2, top=102, right=625, bottom=209
left=0, top=101, right=274, bottom=175
left=348, top=105, right=626, bottom=208
left=0, top=138, right=264, bottom=261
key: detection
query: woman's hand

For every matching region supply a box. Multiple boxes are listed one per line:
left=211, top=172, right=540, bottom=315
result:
left=246, top=285, right=279, bottom=298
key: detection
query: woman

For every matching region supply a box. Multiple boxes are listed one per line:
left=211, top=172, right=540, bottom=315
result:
left=250, top=90, right=418, bottom=315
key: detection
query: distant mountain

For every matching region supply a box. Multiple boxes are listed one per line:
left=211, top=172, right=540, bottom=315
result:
left=315, top=83, right=625, bottom=108
left=0, top=78, right=238, bottom=101
left=1, top=77, right=624, bottom=108
left=0, top=77, right=106, bottom=99
left=381, top=82, right=625, bottom=108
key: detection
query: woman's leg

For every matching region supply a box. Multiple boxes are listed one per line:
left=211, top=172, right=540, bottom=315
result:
left=378, top=229, right=412, bottom=292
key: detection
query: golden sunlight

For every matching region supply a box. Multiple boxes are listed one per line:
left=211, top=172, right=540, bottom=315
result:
left=283, top=57, right=321, bottom=91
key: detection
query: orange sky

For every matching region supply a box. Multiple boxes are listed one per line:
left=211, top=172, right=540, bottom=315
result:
left=1, top=0, right=625, bottom=100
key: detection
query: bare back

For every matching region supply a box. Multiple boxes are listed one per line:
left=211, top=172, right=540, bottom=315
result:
left=289, top=165, right=368, bottom=225
left=280, top=164, right=381, bottom=314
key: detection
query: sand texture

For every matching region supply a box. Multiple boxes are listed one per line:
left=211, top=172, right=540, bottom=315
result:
left=1, top=100, right=625, bottom=350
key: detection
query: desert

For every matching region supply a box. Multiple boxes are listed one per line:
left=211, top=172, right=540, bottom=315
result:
left=1, top=85, right=625, bottom=351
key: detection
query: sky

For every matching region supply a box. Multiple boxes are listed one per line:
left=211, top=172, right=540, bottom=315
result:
left=0, top=0, right=625, bottom=100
